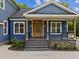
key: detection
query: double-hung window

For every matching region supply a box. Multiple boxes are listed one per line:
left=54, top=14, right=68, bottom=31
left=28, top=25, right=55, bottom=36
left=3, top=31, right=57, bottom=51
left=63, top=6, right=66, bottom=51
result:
left=4, top=21, right=8, bottom=35
left=14, top=22, right=25, bottom=34
left=0, top=0, right=5, bottom=9
left=50, top=22, right=62, bottom=34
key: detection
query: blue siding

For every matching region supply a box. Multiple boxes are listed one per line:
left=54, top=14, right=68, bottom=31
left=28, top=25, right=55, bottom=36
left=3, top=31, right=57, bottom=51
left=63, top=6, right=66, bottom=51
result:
left=0, top=0, right=17, bottom=42
left=28, top=21, right=32, bottom=39
left=44, top=21, right=47, bottom=38
left=49, top=21, right=68, bottom=40
left=0, top=0, right=17, bottom=20
left=30, top=4, right=70, bottom=14
left=0, top=25, right=9, bottom=42
left=9, top=20, right=26, bottom=41
left=0, top=26, right=4, bottom=42
left=62, top=21, right=68, bottom=39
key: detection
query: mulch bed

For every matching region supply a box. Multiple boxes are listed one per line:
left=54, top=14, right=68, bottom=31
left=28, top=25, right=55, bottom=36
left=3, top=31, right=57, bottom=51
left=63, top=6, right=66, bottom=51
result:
left=8, top=45, right=24, bottom=51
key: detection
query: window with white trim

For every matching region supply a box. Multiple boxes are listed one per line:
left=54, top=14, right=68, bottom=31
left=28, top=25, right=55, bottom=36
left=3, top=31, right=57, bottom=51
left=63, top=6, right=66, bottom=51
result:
left=4, top=21, right=8, bottom=35
left=14, top=22, right=25, bottom=34
left=0, top=0, right=5, bottom=9
left=50, top=22, right=62, bottom=34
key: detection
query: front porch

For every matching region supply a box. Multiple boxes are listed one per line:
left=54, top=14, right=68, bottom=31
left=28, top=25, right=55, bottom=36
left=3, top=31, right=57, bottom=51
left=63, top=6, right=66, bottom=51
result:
left=25, top=18, right=76, bottom=48
left=26, top=18, right=76, bottom=41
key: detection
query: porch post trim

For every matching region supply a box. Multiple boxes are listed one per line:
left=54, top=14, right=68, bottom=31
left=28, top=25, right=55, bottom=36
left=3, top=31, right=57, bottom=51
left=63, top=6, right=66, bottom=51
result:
left=26, top=16, right=28, bottom=40
left=74, top=17, right=76, bottom=40
left=47, top=20, right=49, bottom=40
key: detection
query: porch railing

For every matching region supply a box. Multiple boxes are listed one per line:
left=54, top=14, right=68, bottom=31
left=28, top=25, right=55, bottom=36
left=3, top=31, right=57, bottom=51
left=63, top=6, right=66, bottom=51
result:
left=48, top=32, right=76, bottom=50
left=48, top=32, right=75, bottom=40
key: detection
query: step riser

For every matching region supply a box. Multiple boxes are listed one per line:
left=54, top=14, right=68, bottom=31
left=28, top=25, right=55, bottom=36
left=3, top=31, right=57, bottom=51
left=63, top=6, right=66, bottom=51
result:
left=26, top=43, right=48, bottom=45
left=25, top=46, right=49, bottom=48
left=25, top=40, right=49, bottom=48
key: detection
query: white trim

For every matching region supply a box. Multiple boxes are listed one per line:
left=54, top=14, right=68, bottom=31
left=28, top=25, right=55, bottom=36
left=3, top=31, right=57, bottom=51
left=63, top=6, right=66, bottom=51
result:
left=10, top=19, right=26, bottom=21
left=50, top=22, right=62, bottom=35
left=67, top=20, right=68, bottom=32
left=23, top=14, right=77, bottom=18
left=13, top=22, right=25, bottom=35
left=47, top=20, right=49, bottom=40
left=23, top=1, right=77, bottom=15
left=3, top=21, right=8, bottom=35
left=0, top=23, right=4, bottom=25
left=0, top=0, right=5, bottom=9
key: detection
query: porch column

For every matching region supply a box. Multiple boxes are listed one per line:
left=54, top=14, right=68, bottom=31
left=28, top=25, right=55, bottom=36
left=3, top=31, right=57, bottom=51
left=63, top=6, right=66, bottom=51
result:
left=74, top=17, right=76, bottom=40
left=26, top=17, right=28, bottom=40
left=47, top=20, right=49, bottom=40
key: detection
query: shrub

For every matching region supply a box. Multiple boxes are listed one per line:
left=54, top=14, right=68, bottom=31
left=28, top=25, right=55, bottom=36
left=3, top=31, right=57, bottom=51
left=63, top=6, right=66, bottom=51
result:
left=12, top=37, right=23, bottom=48
left=54, top=42, right=76, bottom=50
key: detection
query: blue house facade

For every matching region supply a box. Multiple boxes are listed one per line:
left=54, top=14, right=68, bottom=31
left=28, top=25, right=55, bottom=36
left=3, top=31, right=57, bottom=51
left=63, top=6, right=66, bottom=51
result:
left=0, top=0, right=78, bottom=47
left=0, top=0, right=18, bottom=44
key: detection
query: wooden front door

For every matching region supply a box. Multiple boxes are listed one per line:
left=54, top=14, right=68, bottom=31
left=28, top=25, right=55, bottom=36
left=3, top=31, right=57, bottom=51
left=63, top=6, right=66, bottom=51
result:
left=32, top=20, right=44, bottom=37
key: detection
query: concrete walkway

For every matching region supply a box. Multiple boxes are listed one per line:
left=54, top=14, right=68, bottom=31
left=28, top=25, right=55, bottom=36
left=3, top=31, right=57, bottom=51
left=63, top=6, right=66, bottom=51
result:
left=0, top=45, right=79, bottom=59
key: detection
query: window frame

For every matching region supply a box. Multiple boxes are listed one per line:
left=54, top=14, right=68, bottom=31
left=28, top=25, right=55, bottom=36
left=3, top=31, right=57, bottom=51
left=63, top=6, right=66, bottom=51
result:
left=13, top=22, right=25, bottom=35
left=50, top=22, right=62, bottom=34
left=3, top=21, right=8, bottom=35
left=0, top=0, right=5, bottom=9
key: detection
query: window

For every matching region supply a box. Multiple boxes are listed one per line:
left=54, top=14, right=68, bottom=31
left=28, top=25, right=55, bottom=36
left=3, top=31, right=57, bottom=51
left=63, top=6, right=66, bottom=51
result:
left=0, top=0, right=5, bottom=9
left=3, top=21, right=8, bottom=35
left=14, top=22, right=25, bottom=34
left=50, top=22, right=62, bottom=34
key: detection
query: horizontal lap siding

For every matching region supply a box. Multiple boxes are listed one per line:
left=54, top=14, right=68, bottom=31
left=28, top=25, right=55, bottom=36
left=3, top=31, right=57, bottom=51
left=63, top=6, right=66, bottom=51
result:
left=31, top=4, right=70, bottom=14
left=49, top=21, right=68, bottom=40
left=0, top=0, right=16, bottom=20
left=0, top=26, right=9, bottom=42
left=0, top=0, right=17, bottom=42
left=9, top=20, right=26, bottom=41
left=62, top=21, right=68, bottom=39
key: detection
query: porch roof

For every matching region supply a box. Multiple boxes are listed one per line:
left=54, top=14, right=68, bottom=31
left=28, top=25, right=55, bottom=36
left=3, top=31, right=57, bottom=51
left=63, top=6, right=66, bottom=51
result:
left=24, top=14, right=78, bottom=19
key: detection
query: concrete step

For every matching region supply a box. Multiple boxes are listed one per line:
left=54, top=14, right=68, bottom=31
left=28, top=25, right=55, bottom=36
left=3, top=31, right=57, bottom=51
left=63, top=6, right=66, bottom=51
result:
left=25, top=40, right=49, bottom=48
left=25, top=48, right=49, bottom=51
left=26, top=40, right=48, bottom=43
left=25, top=45, right=49, bottom=48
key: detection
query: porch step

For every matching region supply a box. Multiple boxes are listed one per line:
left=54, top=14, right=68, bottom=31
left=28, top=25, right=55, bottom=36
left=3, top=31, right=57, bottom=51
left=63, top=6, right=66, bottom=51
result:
left=25, top=40, right=49, bottom=48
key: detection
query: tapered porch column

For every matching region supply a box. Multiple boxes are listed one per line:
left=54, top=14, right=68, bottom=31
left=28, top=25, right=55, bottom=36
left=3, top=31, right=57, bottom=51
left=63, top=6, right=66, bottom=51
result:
left=26, top=17, right=28, bottom=40
left=47, top=20, right=49, bottom=40
left=74, top=17, right=76, bottom=40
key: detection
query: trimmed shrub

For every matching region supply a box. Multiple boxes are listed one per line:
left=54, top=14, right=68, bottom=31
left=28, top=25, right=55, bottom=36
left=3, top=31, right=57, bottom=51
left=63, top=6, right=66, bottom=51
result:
left=12, top=37, right=23, bottom=48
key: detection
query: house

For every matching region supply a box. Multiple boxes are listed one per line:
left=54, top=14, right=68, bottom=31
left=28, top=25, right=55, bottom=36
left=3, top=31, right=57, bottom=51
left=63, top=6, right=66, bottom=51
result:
left=0, top=0, right=78, bottom=47
left=0, top=0, right=18, bottom=45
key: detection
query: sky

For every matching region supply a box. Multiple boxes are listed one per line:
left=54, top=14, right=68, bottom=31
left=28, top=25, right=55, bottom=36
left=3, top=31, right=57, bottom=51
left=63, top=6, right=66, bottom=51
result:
left=16, top=0, right=79, bottom=13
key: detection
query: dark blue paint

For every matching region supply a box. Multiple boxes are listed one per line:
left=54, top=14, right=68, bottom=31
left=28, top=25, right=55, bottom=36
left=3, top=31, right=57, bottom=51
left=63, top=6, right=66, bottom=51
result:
left=9, top=20, right=26, bottom=41
left=49, top=21, right=68, bottom=40
left=28, top=21, right=32, bottom=39
left=44, top=21, right=47, bottom=38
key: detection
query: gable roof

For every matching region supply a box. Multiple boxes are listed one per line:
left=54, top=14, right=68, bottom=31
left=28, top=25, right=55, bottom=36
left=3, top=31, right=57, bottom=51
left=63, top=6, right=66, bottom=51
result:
left=24, top=1, right=77, bottom=15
